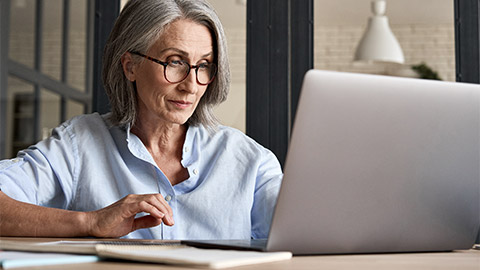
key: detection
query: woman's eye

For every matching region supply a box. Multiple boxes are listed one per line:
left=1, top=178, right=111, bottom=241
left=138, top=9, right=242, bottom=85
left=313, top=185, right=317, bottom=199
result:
left=170, top=60, right=185, bottom=66
left=198, top=62, right=210, bottom=70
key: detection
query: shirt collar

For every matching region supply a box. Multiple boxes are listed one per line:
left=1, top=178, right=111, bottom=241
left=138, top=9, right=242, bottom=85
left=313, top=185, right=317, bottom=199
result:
left=125, top=123, right=156, bottom=165
left=124, top=123, right=197, bottom=168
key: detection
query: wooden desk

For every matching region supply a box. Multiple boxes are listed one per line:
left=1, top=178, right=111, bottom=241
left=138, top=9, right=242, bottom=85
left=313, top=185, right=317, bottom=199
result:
left=9, top=250, right=478, bottom=270
left=2, top=238, right=479, bottom=270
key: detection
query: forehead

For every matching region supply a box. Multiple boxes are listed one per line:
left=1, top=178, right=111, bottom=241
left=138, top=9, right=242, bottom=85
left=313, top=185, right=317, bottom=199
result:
left=151, top=19, right=214, bottom=55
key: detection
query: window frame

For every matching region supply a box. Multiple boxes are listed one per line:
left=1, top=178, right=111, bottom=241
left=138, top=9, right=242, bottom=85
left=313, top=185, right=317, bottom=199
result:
left=0, top=0, right=118, bottom=158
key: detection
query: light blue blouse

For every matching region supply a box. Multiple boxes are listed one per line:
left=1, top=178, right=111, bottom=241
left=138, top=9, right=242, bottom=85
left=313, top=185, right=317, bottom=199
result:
left=0, top=113, right=283, bottom=240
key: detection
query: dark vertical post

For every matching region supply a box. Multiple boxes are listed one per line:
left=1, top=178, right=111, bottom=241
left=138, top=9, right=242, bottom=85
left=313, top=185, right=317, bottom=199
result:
left=92, top=0, right=120, bottom=114
left=290, top=0, right=313, bottom=127
left=268, top=0, right=290, bottom=166
left=454, top=0, right=480, bottom=244
left=247, top=0, right=272, bottom=152
left=60, top=0, right=70, bottom=122
left=246, top=0, right=313, bottom=166
left=247, top=0, right=289, bottom=166
left=0, top=0, right=11, bottom=158
left=85, top=0, right=95, bottom=113
left=61, top=0, right=70, bottom=84
left=454, top=0, right=480, bottom=83
left=33, top=0, right=44, bottom=141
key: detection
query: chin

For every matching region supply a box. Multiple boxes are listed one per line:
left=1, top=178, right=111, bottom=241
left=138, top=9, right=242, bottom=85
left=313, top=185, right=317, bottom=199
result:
left=170, top=115, right=192, bottom=126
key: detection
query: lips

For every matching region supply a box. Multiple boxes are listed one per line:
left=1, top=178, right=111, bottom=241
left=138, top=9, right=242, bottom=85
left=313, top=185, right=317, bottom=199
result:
left=169, top=100, right=192, bottom=109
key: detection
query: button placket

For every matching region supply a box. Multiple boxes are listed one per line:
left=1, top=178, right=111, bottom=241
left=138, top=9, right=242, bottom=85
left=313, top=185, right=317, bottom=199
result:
left=161, top=195, right=176, bottom=239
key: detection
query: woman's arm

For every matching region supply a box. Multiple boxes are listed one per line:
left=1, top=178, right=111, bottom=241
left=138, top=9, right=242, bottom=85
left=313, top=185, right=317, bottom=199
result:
left=0, top=191, right=174, bottom=237
left=251, top=150, right=283, bottom=239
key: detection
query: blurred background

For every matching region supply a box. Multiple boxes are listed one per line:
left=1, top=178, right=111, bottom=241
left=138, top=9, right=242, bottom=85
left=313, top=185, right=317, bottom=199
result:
left=0, top=0, right=457, bottom=159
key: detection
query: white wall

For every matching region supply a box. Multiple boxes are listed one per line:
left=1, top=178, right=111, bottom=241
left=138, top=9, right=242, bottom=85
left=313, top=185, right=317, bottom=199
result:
left=209, top=0, right=247, bottom=133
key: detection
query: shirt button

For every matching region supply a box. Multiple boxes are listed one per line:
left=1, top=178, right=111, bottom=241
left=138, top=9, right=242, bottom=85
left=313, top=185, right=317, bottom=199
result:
left=165, top=195, right=172, bottom=202
left=193, top=169, right=199, bottom=175
left=184, top=147, right=189, bottom=153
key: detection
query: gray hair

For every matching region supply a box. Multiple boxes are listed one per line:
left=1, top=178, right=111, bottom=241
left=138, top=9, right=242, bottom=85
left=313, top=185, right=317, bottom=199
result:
left=102, top=0, right=230, bottom=128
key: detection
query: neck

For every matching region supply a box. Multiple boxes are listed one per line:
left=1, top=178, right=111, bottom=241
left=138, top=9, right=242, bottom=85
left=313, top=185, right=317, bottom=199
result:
left=131, top=119, right=187, bottom=158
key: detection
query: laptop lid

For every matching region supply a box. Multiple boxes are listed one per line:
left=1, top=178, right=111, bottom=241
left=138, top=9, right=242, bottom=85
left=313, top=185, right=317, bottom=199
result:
left=266, top=70, right=480, bottom=254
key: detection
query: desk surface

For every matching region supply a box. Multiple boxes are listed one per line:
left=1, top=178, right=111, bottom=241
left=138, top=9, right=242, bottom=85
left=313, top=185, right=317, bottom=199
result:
left=2, top=238, right=479, bottom=270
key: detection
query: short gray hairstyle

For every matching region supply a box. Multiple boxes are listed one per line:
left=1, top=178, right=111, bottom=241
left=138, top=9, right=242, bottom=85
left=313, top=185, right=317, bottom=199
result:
left=102, top=0, right=230, bottom=128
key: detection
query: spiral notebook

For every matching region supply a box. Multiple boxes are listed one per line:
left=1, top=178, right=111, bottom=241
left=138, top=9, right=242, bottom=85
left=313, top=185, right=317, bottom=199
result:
left=95, top=244, right=291, bottom=269
left=0, top=239, right=291, bottom=269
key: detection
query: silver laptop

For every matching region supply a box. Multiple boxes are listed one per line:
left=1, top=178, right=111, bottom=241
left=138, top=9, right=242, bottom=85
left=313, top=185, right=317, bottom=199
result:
left=185, top=70, right=480, bottom=255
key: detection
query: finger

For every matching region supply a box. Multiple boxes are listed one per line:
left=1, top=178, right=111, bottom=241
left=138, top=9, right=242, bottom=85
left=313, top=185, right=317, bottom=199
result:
left=147, top=195, right=175, bottom=226
left=133, top=215, right=163, bottom=231
left=125, top=194, right=174, bottom=225
left=143, top=194, right=174, bottom=219
left=135, top=201, right=165, bottom=220
left=152, top=194, right=174, bottom=217
left=162, top=214, right=175, bottom=226
left=137, top=197, right=174, bottom=226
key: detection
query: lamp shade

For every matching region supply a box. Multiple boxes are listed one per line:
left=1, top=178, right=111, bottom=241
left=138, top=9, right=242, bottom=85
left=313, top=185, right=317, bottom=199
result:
left=354, top=0, right=404, bottom=63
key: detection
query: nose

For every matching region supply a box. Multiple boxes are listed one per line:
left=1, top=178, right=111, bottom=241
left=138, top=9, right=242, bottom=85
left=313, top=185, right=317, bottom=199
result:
left=179, top=69, right=198, bottom=94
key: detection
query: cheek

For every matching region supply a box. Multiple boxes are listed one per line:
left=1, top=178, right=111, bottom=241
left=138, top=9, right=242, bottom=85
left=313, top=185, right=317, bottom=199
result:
left=136, top=64, right=167, bottom=86
left=136, top=72, right=170, bottom=97
left=197, top=86, right=209, bottom=100
left=135, top=84, right=169, bottom=110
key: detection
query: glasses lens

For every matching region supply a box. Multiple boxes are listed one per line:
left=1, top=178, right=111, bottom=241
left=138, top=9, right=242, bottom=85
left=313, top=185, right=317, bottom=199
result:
left=165, top=60, right=217, bottom=84
left=165, top=60, right=190, bottom=83
left=197, top=63, right=217, bottom=85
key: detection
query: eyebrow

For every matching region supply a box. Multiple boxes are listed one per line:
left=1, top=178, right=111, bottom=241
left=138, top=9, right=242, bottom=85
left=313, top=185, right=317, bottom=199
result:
left=158, top=47, right=213, bottom=59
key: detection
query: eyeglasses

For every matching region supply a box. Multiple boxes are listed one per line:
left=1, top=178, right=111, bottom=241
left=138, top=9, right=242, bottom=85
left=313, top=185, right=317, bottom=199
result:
left=129, top=51, right=217, bottom=85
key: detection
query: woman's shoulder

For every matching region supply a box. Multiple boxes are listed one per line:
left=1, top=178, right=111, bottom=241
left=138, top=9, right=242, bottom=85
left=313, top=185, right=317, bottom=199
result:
left=59, top=113, right=110, bottom=132
left=215, top=124, right=248, bottom=138
left=193, top=124, right=248, bottom=141
left=192, top=124, right=271, bottom=153
left=51, top=113, right=114, bottom=142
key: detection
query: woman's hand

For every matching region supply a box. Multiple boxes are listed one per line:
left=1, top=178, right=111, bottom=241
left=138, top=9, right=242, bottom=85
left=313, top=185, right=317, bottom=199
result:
left=86, top=194, right=174, bottom=238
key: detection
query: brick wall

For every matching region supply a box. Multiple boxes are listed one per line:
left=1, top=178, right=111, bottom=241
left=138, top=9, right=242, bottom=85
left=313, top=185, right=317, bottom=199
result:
left=315, top=24, right=455, bottom=81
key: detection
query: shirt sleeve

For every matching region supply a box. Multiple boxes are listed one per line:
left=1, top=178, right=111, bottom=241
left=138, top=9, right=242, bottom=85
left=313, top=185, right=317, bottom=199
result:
left=250, top=148, right=283, bottom=239
left=0, top=121, right=78, bottom=208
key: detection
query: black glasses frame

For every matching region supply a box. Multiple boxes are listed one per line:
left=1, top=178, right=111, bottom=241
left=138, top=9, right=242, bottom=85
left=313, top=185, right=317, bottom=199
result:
left=129, top=51, right=216, bottom=85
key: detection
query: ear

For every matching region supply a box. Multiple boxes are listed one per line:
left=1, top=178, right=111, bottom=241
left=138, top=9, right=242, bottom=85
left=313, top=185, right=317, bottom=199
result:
left=121, top=52, right=137, bottom=82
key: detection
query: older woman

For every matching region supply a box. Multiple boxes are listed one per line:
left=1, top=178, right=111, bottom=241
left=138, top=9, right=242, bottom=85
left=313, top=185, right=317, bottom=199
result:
left=0, top=0, right=282, bottom=240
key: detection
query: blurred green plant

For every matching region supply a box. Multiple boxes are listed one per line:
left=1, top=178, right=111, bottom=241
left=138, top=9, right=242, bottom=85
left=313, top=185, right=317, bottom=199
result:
left=411, top=62, right=442, bottom=80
